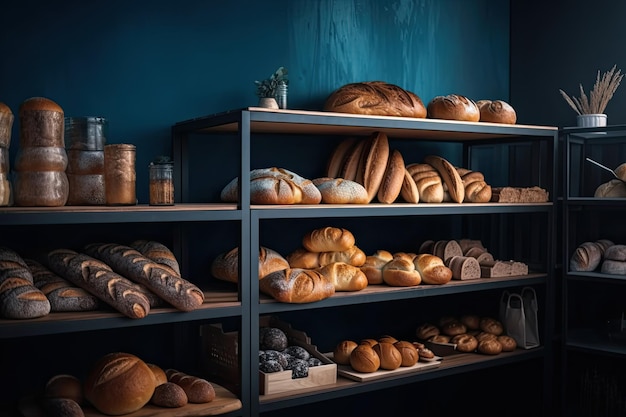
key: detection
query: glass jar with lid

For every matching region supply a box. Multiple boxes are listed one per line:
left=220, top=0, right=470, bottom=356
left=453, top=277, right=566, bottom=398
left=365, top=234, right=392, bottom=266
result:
left=149, top=157, right=174, bottom=206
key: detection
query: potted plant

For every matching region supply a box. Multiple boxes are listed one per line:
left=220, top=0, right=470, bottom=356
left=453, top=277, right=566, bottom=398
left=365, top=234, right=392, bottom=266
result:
left=559, top=65, right=623, bottom=127
left=255, top=66, right=288, bottom=109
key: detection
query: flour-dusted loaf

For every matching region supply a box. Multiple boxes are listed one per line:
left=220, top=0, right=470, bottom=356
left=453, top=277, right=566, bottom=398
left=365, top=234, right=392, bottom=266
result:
left=302, top=226, right=356, bottom=253
left=130, top=239, right=181, bottom=276
left=427, top=94, right=480, bottom=122
left=83, top=242, right=204, bottom=311
left=312, top=177, right=369, bottom=204
left=476, top=99, right=517, bottom=124
left=211, top=246, right=289, bottom=283
left=27, top=258, right=99, bottom=312
left=259, top=268, right=335, bottom=303
left=47, top=249, right=151, bottom=319
left=323, top=81, right=427, bottom=118
left=220, top=167, right=322, bottom=204
left=318, top=261, right=368, bottom=291
left=570, top=241, right=603, bottom=272
left=413, top=253, right=452, bottom=285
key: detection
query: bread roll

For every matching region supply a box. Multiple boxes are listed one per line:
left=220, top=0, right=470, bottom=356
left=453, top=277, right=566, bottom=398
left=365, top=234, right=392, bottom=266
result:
left=570, top=241, right=602, bottom=272
left=312, top=177, right=369, bottom=204
left=42, top=398, right=84, bottom=417
left=594, top=179, right=626, bottom=198
left=477, top=339, right=502, bottom=355
left=360, top=249, right=393, bottom=285
left=497, top=335, right=517, bottom=352
left=259, top=268, right=335, bottom=303
left=480, top=317, right=504, bottom=335
left=416, top=322, right=440, bottom=340
left=451, top=333, right=478, bottom=352
left=166, top=369, right=215, bottom=403
left=427, top=94, right=480, bottom=122
left=406, top=163, right=444, bottom=203
left=424, top=155, right=464, bottom=203
left=373, top=341, right=402, bottom=370
left=429, top=334, right=451, bottom=343
left=413, top=254, right=452, bottom=285
left=476, top=99, right=517, bottom=124
left=441, top=320, right=467, bottom=336
left=318, top=262, right=368, bottom=291
left=84, top=352, right=156, bottom=415
left=377, top=149, right=405, bottom=204
left=393, top=341, right=419, bottom=366
left=211, top=246, right=289, bottom=283
left=601, top=259, right=626, bottom=275
left=382, top=256, right=422, bottom=287
left=318, top=245, right=366, bottom=267
left=323, top=81, right=427, bottom=118
left=285, top=248, right=320, bottom=269
left=349, top=343, right=380, bottom=373
left=333, top=340, right=358, bottom=365
left=604, top=245, right=626, bottom=261
left=151, top=382, right=188, bottom=407
left=459, top=169, right=492, bottom=203
left=460, top=314, right=481, bottom=330
left=45, top=374, right=83, bottom=405
left=302, top=227, right=355, bottom=253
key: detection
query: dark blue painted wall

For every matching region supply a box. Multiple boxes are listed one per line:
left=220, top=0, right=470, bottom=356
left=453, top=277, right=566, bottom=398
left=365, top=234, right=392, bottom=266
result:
left=0, top=0, right=510, bottom=203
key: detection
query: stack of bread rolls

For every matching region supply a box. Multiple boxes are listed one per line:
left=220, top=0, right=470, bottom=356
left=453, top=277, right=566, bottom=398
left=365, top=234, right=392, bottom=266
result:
left=333, top=335, right=423, bottom=373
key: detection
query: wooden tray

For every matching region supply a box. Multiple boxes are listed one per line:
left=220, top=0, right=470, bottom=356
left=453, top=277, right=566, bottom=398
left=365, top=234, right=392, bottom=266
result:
left=325, top=353, right=442, bottom=382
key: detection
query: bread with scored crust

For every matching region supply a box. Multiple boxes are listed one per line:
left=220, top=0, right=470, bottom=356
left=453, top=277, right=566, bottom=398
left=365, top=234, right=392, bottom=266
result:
left=427, top=94, right=480, bottom=122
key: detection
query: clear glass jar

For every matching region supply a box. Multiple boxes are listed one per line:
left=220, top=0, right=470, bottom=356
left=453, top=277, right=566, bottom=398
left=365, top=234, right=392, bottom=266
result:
left=276, top=81, right=288, bottom=109
left=149, top=161, right=174, bottom=205
left=104, top=144, right=136, bottom=205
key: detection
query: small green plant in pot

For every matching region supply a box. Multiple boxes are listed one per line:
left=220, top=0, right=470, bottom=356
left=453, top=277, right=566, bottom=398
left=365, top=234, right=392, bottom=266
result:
left=255, top=66, right=288, bottom=108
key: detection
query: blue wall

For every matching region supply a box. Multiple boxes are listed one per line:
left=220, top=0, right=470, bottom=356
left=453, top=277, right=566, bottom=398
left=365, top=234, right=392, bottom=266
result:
left=0, top=0, right=510, bottom=203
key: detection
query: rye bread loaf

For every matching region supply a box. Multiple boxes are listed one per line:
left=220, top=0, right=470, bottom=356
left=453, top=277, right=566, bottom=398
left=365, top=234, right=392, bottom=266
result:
left=323, top=81, right=427, bottom=118
left=83, top=243, right=204, bottom=311
left=130, top=240, right=181, bottom=276
left=47, top=249, right=151, bottom=319
left=448, top=255, right=481, bottom=280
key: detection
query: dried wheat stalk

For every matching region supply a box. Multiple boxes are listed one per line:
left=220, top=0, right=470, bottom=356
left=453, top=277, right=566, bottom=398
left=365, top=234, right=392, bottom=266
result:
left=559, top=65, right=624, bottom=115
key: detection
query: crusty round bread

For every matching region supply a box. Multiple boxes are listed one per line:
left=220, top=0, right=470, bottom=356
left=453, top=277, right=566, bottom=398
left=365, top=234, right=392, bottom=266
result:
left=318, top=261, right=368, bottom=291
left=151, top=382, right=188, bottom=408
left=413, top=254, right=452, bottom=285
left=416, top=322, right=440, bottom=340
left=84, top=352, right=156, bottom=415
left=480, top=317, right=504, bottom=335
left=377, top=149, right=405, bottom=204
left=601, top=259, right=626, bottom=275
left=393, top=341, right=418, bottom=367
left=614, top=162, right=626, bottom=182
left=429, top=334, right=451, bottom=344
left=475, top=331, right=498, bottom=342
left=427, top=94, right=480, bottom=122
left=312, top=177, right=369, bottom=204
left=569, top=241, right=602, bottom=272
left=460, top=314, right=481, bottom=330
left=476, top=99, right=517, bottom=124
left=360, top=338, right=379, bottom=347
left=302, top=227, right=355, bottom=253
left=497, top=335, right=517, bottom=352
left=167, top=372, right=215, bottom=404
left=323, top=81, right=427, bottom=118
left=349, top=343, right=381, bottom=373
left=382, top=256, right=422, bottom=287
left=604, top=244, right=626, bottom=261
left=441, top=320, right=467, bottom=337
left=451, top=333, right=478, bottom=353
left=44, top=374, right=83, bottom=405
left=478, top=339, right=503, bottom=355
left=373, top=341, right=402, bottom=370
left=147, top=363, right=168, bottom=387
left=333, top=340, right=358, bottom=365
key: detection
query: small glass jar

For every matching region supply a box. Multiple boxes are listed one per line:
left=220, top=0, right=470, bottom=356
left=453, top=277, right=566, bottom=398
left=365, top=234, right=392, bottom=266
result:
left=276, top=81, right=288, bottom=109
left=104, top=144, right=136, bottom=205
left=149, top=161, right=174, bottom=206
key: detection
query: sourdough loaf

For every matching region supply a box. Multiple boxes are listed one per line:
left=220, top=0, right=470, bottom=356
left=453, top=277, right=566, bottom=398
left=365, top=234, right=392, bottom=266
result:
left=427, top=94, right=480, bottom=121
left=259, top=268, right=335, bottom=303
left=312, top=177, right=369, bottom=204
left=476, top=99, right=517, bottom=124
left=302, top=227, right=356, bottom=253
left=323, top=81, right=427, bottom=118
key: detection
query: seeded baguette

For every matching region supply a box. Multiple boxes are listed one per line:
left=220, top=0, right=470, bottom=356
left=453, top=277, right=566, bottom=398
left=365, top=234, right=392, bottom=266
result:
left=83, top=242, right=204, bottom=311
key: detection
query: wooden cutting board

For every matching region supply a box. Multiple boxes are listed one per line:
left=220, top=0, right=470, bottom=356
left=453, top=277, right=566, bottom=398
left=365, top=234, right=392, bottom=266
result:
left=325, top=352, right=442, bottom=382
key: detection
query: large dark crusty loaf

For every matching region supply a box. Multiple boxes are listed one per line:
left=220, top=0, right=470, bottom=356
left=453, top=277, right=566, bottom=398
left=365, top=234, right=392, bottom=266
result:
left=83, top=243, right=204, bottom=311
left=323, top=81, right=427, bottom=118
left=130, top=239, right=181, bottom=276
left=220, top=167, right=322, bottom=205
left=0, top=246, right=51, bottom=319
left=26, top=258, right=99, bottom=312
left=47, top=248, right=151, bottom=319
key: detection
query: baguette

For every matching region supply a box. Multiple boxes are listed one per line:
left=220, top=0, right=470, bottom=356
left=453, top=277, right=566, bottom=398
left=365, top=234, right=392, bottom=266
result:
left=377, top=149, right=405, bottom=204
left=26, top=258, right=99, bottom=312
left=83, top=243, right=204, bottom=311
left=47, top=249, right=151, bottom=319
left=130, top=239, right=181, bottom=276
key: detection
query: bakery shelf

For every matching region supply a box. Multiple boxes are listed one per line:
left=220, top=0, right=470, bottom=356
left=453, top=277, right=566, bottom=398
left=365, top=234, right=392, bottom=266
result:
left=566, top=271, right=626, bottom=284
left=258, top=347, right=544, bottom=412
left=0, top=203, right=240, bottom=225
left=566, top=328, right=626, bottom=357
left=0, top=290, right=240, bottom=339
left=258, top=274, right=547, bottom=314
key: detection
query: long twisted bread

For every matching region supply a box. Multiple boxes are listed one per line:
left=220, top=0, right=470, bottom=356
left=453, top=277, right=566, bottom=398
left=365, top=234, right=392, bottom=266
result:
left=47, top=248, right=150, bottom=319
left=83, top=243, right=204, bottom=311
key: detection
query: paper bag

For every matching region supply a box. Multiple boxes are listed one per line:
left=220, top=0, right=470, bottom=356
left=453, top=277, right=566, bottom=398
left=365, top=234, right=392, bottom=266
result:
left=500, top=287, right=540, bottom=349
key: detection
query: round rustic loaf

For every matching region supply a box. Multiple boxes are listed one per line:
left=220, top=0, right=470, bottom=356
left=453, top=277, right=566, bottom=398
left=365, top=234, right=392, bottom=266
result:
left=570, top=241, right=602, bottom=272
left=334, top=340, right=358, bottom=365
left=349, top=343, right=380, bottom=373
left=476, top=99, right=517, bottom=124
left=44, top=374, right=83, bottom=405
left=427, top=94, right=480, bottom=121
left=323, top=81, right=427, bottom=118
left=151, top=382, right=188, bottom=408
left=393, top=341, right=419, bottom=367
left=373, top=341, right=402, bottom=370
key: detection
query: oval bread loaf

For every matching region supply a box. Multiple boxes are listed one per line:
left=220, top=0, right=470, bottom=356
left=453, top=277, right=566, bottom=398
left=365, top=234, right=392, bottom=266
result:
left=476, top=99, right=517, bottom=124
left=413, top=253, right=452, bottom=285
left=377, top=149, right=405, bottom=204
left=427, top=94, right=480, bottom=122
left=302, top=227, right=355, bottom=253
left=259, top=268, right=335, bottom=303
left=318, top=261, right=368, bottom=291
left=312, top=177, right=369, bottom=204
left=166, top=369, right=215, bottom=404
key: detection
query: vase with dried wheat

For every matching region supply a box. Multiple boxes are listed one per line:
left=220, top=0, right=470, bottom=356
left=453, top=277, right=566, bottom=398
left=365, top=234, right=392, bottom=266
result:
left=559, top=65, right=624, bottom=127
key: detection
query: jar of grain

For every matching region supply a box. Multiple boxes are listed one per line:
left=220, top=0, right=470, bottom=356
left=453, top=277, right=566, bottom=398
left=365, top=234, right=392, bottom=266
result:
left=149, top=159, right=174, bottom=205
left=104, top=143, right=136, bottom=205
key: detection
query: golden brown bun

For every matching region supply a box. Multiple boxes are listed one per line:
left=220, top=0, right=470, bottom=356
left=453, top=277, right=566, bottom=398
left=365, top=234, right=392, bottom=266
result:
left=349, top=343, right=381, bottom=373
left=475, top=331, right=498, bottom=342
left=476, top=99, right=517, bottom=124
left=460, top=314, right=481, bottom=330
left=166, top=370, right=215, bottom=404
left=441, top=320, right=467, bottom=337
left=480, top=317, right=504, bottom=335
left=416, top=322, right=440, bottom=340
left=318, top=245, right=366, bottom=267
left=429, top=334, right=451, bottom=343
left=211, top=246, right=289, bottom=283
left=333, top=340, right=358, bottom=365
left=151, top=382, right=188, bottom=408
left=394, top=341, right=419, bottom=367
left=382, top=256, right=422, bottom=287
left=312, top=177, right=369, bottom=204
left=451, top=333, right=479, bottom=352
left=373, top=342, right=402, bottom=370
left=378, top=335, right=398, bottom=344
left=377, top=149, right=405, bottom=204
left=286, top=248, right=321, bottom=269
left=406, top=163, right=444, bottom=203
left=318, top=262, right=368, bottom=291
left=84, top=352, right=156, bottom=415
left=424, top=155, right=464, bottom=203
left=459, top=169, right=492, bottom=203
left=427, top=94, right=480, bottom=122
left=497, top=335, right=517, bottom=352
left=614, top=163, right=626, bottom=181
left=259, top=268, right=335, bottom=303
left=416, top=345, right=435, bottom=359
left=413, top=254, right=452, bottom=285
left=360, top=338, right=379, bottom=347
left=147, top=363, right=168, bottom=387
left=44, top=374, right=83, bottom=405
left=360, top=249, right=393, bottom=285
left=477, top=339, right=503, bottom=355
left=302, top=227, right=356, bottom=253
left=400, top=168, right=420, bottom=203
left=323, top=81, right=427, bottom=118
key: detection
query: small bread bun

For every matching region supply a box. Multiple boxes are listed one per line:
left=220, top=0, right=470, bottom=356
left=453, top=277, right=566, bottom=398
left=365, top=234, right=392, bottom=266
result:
left=151, top=382, right=188, bottom=408
left=147, top=363, right=168, bottom=387
left=441, top=320, right=467, bottom=337
left=44, top=374, right=83, bottom=405
left=480, top=317, right=504, bottom=335
left=476, top=99, right=517, bottom=124
left=416, top=322, right=440, bottom=340
left=333, top=340, right=358, bottom=365
left=360, top=338, right=379, bottom=347
left=373, top=341, right=402, bottom=370
left=350, top=343, right=381, bottom=373
left=497, top=335, right=518, bottom=352
left=460, top=314, right=481, bottom=330
left=477, top=339, right=503, bottom=355
left=394, top=341, right=419, bottom=367
left=475, top=331, right=498, bottom=342
left=451, top=333, right=478, bottom=353
left=427, top=94, right=480, bottom=122
left=416, top=345, right=435, bottom=359
left=429, top=334, right=451, bottom=344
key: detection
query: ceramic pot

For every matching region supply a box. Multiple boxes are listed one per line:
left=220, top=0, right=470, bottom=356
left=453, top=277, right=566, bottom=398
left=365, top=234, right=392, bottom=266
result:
left=577, top=113, right=607, bottom=128
left=258, top=97, right=279, bottom=109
